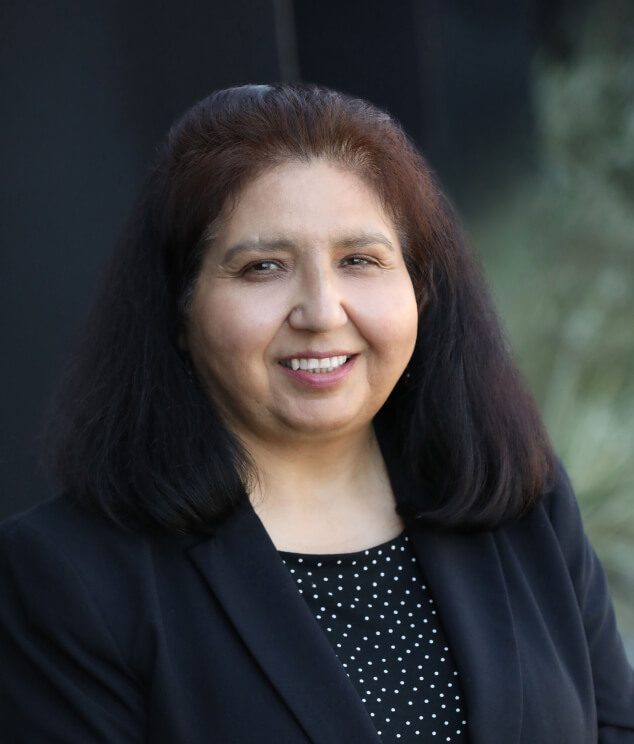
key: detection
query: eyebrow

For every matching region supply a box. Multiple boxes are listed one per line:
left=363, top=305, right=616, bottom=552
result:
left=220, top=232, right=395, bottom=264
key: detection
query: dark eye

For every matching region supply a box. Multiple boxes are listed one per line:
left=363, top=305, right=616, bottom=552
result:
left=342, top=255, right=375, bottom=267
left=243, top=260, right=284, bottom=275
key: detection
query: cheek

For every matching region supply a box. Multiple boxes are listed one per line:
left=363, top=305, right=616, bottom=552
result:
left=191, top=286, right=285, bottom=365
left=355, top=280, right=418, bottom=362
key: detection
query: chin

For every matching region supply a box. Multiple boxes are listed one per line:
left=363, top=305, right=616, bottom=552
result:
left=280, top=412, right=371, bottom=439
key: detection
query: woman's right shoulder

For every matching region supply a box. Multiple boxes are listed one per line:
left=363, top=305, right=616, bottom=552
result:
left=0, top=494, right=149, bottom=561
left=0, top=496, right=152, bottom=736
left=0, top=494, right=173, bottom=605
left=0, top=494, right=184, bottom=676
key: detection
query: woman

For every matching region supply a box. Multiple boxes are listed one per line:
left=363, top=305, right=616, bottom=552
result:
left=1, top=84, right=632, bottom=743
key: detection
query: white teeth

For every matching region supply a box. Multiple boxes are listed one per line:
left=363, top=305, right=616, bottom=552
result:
left=282, top=355, right=350, bottom=372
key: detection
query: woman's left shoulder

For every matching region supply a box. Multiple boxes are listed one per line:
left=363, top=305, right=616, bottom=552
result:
left=501, top=459, right=587, bottom=550
left=537, top=459, right=585, bottom=531
left=496, top=459, right=618, bottom=621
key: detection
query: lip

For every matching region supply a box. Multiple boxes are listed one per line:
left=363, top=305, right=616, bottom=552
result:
left=277, top=354, right=357, bottom=389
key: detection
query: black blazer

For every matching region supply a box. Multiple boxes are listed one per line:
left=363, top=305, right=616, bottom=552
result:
left=1, top=465, right=633, bottom=743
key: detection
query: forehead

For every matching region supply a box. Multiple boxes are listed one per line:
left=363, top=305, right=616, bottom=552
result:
left=214, top=158, right=398, bottom=248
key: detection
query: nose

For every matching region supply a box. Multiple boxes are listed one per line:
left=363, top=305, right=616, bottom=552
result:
left=287, top=265, right=348, bottom=332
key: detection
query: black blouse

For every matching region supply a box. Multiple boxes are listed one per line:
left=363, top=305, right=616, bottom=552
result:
left=279, top=530, right=469, bottom=743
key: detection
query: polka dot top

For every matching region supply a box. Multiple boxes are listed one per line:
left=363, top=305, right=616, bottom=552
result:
left=278, top=530, right=469, bottom=743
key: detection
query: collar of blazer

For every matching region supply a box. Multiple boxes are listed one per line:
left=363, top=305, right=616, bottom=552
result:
left=186, top=481, right=523, bottom=744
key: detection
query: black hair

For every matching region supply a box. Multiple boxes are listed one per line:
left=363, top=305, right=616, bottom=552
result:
left=46, top=83, right=555, bottom=536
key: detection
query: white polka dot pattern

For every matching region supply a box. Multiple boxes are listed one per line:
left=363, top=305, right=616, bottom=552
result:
left=279, top=532, right=468, bottom=743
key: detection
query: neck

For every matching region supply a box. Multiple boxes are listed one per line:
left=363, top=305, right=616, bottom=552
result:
left=241, top=425, right=404, bottom=552
left=251, top=424, right=377, bottom=498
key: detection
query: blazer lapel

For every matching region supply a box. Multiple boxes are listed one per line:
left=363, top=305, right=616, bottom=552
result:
left=187, top=461, right=523, bottom=743
left=187, top=500, right=381, bottom=744
left=407, top=526, right=523, bottom=744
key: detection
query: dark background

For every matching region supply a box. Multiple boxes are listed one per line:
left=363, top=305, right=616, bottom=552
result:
left=0, top=0, right=585, bottom=517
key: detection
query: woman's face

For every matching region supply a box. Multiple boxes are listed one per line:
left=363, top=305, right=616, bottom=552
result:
left=186, top=159, right=418, bottom=447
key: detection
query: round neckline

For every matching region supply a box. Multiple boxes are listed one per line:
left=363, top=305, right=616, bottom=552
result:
left=277, top=529, right=408, bottom=562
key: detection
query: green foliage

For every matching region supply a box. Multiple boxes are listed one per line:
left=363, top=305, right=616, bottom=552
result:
left=468, top=0, right=634, bottom=647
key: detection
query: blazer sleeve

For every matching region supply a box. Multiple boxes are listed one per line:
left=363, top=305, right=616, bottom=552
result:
left=547, top=466, right=634, bottom=742
left=0, top=518, right=144, bottom=743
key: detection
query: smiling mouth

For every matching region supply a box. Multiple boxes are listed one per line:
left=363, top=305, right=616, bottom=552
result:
left=279, top=355, right=352, bottom=373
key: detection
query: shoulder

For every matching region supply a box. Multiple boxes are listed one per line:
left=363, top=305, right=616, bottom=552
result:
left=539, top=460, right=583, bottom=531
left=499, top=460, right=610, bottom=613
left=529, top=460, right=593, bottom=573
left=0, top=493, right=198, bottom=608
left=0, top=495, right=185, bottom=668
left=0, top=497, right=150, bottom=736
left=2, top=492, right=134, bottom=539
left=485, top=460, right=600, bottom=613
left=502, top=459, right=585, bottom=547
left=0, top=494, right=154, bottom=574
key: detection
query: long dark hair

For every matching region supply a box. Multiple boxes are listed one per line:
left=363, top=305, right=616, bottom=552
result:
left=47, top=83, right=555, bottom=536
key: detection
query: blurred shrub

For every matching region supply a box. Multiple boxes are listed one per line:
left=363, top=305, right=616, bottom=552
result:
left=469, top=0, right=634, bottom=644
